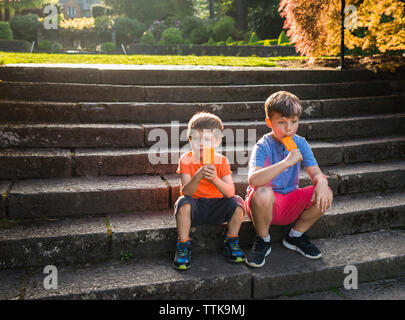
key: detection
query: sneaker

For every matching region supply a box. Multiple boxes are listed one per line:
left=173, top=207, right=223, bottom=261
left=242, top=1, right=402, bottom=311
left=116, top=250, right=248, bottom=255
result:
left=282, top=233, right=322, bottom=259
left=224, top=236, right=245, bottom=263
left=173, top=240, right=191, bottom=270
left=245, top=236, right=271, bottom=268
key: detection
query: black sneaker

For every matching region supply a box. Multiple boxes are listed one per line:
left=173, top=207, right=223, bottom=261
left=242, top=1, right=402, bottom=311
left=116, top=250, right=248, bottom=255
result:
left=245, top=236, right=271, bottom=268
left=282, top=233, right=322, bottom=259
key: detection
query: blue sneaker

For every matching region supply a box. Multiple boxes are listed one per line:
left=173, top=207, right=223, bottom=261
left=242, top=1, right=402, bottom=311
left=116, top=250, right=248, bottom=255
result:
left=173, top=240, right=191, bottom=270
left=224, top=236, right=245, bottom=263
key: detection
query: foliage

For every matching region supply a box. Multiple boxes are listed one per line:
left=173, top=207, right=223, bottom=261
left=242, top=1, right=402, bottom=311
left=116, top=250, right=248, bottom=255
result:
left=279, top=0, right=405, bottom=57
left=114, top=16, right=146, bottom=43
left=94, top=16, right=113, bottom=31
left=91, top=4, right=107, bottom=18
left=38, top=39, right=63, bottom=53
left=9, top=13, right=40, bottom=42
left=162, top=27, right=183, bottom=45
left=226, top=35, right=233, bottom=43
left=181, top=15, right=211, bottom=44
left=103, top=0, right=193, bottom=26
left=101, top=41, right=116, bottom=53
left=249, top=31, right=259, bottom=43
left=277, top=30, right=289, bottom=45
left=247, top=1, right=284, bottom=39
left=59, top=17, right=95, bottom=30
left=345, top=0, right=405, bottom=54
left=0, top=22, right=13, bottom=40
left=213, top=15, right=236, bottom=41
left=141, top=31, right=155, bottom=45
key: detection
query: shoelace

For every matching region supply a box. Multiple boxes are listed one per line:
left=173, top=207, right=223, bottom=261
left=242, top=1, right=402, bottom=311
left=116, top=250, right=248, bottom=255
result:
left=177, top=244, right=190, bottom=258
left=228, top=239, right=241, bottom=252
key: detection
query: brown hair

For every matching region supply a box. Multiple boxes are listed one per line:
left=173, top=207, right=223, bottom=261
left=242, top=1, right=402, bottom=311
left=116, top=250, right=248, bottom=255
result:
left=265, top=91, right=302, bottom=119
left=187, top=112, right=224, bottom=140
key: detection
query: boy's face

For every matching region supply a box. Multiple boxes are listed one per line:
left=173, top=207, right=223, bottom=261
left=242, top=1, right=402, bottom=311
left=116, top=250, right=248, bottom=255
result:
left=266, top=113, right=299, bottom=142
left=188, top=129, right=221, bottom=161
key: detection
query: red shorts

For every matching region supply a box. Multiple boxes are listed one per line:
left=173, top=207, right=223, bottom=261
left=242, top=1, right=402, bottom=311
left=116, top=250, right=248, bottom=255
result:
left=245, top=185, right=315, bottom=226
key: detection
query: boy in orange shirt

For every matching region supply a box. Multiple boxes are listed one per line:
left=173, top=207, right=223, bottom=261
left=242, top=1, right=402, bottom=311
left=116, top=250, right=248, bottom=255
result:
left=173, top=112, right=246, bottom=270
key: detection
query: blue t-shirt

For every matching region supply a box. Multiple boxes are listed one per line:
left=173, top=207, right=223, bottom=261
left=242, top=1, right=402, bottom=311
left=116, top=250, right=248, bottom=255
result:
left=248, top=133, right=318, bottom=194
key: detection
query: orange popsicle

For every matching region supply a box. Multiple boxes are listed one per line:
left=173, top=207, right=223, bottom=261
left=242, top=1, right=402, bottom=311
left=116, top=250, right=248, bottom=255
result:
left=203, top=147, right=214, bottom=164
left=281, top=136, right=297, bottom=152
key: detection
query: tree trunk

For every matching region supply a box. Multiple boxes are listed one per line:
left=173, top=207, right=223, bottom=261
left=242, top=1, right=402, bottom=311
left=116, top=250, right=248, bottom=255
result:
left=5, top=6, right=10, bottom=22
left=209, top=0, right=215, bottom=20
left=236, top=0, right=244, bottom=30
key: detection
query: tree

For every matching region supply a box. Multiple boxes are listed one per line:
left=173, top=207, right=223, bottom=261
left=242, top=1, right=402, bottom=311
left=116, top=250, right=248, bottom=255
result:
left=279, top=0, right=405, bottom=57
left=0, top=0, right=45, bottom=21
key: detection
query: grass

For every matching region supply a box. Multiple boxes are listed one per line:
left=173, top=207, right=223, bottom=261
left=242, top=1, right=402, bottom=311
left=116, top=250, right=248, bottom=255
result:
left=0, top=51, right=307, bottom=67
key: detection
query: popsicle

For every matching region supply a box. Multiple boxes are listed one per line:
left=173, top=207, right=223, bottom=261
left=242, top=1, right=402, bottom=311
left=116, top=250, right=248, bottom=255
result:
left=203, top=147, right=215, bottom=164
left=281, top=136, right=297, bottom=152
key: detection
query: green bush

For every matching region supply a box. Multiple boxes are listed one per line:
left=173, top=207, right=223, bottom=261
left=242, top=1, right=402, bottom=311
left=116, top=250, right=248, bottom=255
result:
left=181, top=16, right=211, bottom=44
left=278, top=30, right=290, bottom=45
left=249, top=32, right=259, bottom=43
left=204, top=37, right=216, bottom=46
left=9, top=14, right=39, bottom=42
left=226, top=36, right=233, bottom=44
left=0, top=22, right=13, bottom=40
left=141, top=31, right=155, bottom=45
left=51, top=41, right=63, bottom=53
left=38, top=40, right=52, bottom=51
left=162, top=27, right=183, bottom=45
left=94, top=16, right=112, bottom=31
left=213, top=16, right=235, bottom=42
left=101, top=41, right=116, bottom=53
left=38, top=40, right=63, bottom=53
left=91, top=4, right=106, bottom=18
left=114, top=16, right=146, bottom=43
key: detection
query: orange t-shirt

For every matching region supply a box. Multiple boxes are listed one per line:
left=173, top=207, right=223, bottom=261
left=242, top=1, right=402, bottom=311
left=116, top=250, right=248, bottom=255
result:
left=176, top=151, right=232, bottom=199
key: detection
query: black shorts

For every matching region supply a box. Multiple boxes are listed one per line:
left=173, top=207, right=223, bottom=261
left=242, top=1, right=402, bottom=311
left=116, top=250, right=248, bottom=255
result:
left=174, top=195, right=246, bottom=227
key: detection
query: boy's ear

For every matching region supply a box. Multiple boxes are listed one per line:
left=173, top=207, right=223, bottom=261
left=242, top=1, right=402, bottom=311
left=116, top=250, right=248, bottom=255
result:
left=265, top=117, right=272, bottom=129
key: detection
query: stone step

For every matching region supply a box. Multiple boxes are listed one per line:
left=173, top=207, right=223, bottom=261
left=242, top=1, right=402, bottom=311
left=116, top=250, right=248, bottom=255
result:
left=0, top=65, right=387, bottom=85
left=2, top=160, right=404, bottom=219
left=1, top=113, right=404, bottom=148
left=2, top=135, right=404, bottom=179
left=0, top=190, right=404, bottom=270
left=165, top=160, right=405, bottom=207
left=274, top=276, right=405, bottom=300
left=0, top=95, right=402, bottom=123
left=0, top=80, right=397, bottom=102
left=1, top=230, right=404, bottom=299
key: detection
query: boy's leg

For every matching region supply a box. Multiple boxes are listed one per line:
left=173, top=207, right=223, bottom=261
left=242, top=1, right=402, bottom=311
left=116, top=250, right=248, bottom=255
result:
left=249, top=186, right=275, bottom=237
left=245, top=186, right=274, bottom=268
left=176, top=203, right=192, bottom=241
left=173, top=196, right=195, bottom=270
left=280, top=186, right=333, bottom=259
left=227, top=205, right=244, bottom=236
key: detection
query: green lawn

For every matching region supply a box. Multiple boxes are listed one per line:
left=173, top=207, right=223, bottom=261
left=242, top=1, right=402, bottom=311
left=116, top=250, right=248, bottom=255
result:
left=0, top=52, right=307, bottom=67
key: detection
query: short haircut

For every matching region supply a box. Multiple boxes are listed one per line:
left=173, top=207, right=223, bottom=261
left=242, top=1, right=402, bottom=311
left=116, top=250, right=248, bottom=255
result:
left=187, top=112, right=224, bottom=140
left=265, top=91, right=302, bottom=119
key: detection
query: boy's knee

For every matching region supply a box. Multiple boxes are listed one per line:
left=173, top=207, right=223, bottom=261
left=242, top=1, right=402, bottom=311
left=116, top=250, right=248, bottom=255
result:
left=177, top=203, right=191, bottom=217
left=251, top=186, right=275, bottom=209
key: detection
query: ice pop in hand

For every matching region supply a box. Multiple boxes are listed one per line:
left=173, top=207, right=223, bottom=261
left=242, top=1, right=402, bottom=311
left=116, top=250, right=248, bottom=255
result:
left=203, top=147, right=215, bottom=164
left=281, top=136, right=297, bottom=152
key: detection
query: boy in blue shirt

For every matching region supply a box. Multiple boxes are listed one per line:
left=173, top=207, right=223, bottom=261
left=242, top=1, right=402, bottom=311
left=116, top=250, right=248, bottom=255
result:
left=245, top=91, right=333, bottom=268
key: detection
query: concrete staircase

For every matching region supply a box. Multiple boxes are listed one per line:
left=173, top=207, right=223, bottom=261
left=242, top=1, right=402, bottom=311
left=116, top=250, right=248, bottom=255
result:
left=0, top=64, right=404, bottom=300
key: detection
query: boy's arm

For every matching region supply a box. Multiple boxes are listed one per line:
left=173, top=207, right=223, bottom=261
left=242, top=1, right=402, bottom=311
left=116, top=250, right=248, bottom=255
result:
left=180, top=168, right=204, bottom=197
left=248, top=149, right=303, bottom=187
left=203, top=165, right=235, bottom=198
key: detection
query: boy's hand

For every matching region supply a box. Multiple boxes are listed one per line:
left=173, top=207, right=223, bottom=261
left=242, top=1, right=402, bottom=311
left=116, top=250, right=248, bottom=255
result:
left=284, top=148, right=303, bottom=167
left=202, top=165, right=218, bottom=183
left=311, top=181, right=333, bottom=213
